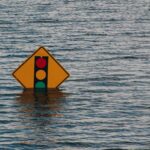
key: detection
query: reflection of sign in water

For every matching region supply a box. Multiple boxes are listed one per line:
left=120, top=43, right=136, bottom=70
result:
left=16, top=89, right=66, bottom=117
left=12, top=47, right=70, bottom=89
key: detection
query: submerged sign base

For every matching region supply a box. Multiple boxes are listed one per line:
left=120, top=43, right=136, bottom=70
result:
left=13, top=47, right=69, bottom=89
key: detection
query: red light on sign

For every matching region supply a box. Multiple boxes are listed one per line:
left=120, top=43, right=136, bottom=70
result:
left=36, top=57, right=47, bottom=69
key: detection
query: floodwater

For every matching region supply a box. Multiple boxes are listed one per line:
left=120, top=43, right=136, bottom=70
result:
left=0, top=0, right=150, bottom=149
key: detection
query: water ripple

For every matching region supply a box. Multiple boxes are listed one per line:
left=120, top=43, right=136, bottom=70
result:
left=0, top=0, right=150, bottom=149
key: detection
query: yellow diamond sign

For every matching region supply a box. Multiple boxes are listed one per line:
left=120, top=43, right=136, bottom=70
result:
left=12, top=47, right=70, bottom=89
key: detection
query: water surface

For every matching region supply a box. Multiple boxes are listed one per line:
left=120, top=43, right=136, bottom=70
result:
left=0, top=0, right=150, bottom=149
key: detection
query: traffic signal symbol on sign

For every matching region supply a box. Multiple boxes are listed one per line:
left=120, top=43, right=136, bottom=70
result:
left=34, top=56, right=48, bottom=89
left=12, top=47, right=69, bottom=89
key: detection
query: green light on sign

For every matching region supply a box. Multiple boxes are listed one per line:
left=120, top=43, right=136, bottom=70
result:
left=35, top=81, right=46, bottom=88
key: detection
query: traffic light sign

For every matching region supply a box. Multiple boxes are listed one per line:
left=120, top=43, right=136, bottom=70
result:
left=34, top=56, right=48, bottom=89
left=12, top=47, right=69, bottom=89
